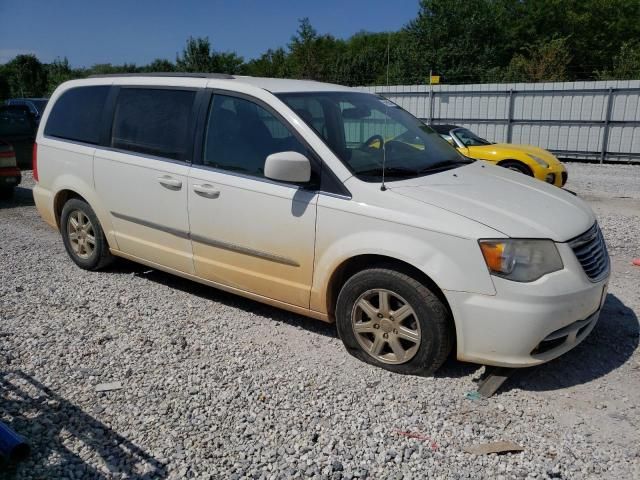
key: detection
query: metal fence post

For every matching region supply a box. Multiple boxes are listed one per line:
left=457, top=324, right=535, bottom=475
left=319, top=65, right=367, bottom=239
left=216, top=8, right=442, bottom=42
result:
left=428, top=87, right=434, bottom=124
left=506, top=90, right=514, bottom=143
left=600, top=88, right=614, bottom=164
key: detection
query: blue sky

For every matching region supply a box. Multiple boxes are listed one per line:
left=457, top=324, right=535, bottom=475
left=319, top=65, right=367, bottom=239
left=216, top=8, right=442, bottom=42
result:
left=0, top=0, right=419, bottom=66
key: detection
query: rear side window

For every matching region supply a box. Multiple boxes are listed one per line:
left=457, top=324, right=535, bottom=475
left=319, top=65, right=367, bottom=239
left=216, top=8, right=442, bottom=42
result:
left=111, top=88, right=196, bottom=161
left=44, top=86, right=110, bottom=144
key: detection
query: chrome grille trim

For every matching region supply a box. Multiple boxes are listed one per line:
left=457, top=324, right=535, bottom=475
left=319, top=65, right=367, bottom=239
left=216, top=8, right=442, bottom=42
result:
left=569, top=223, right=610, bottom=282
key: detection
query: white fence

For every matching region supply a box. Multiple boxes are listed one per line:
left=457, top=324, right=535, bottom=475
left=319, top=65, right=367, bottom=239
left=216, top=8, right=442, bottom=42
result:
left=359, top=80, right=640, bottom=163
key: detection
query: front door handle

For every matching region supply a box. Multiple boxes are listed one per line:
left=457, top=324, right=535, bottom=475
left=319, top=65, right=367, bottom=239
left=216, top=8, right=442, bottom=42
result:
left=158, top=175, right=182, bottom=190
left=193, top=184, right=220, bottom=199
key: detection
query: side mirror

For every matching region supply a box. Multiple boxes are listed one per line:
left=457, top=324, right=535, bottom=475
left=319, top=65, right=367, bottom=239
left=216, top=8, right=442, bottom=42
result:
left=264, top=151, right=311, bottom=183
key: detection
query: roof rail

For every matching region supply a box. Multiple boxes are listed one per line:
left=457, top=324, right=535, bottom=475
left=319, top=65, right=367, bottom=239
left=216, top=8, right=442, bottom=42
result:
left=88, top=72, right=235, bottom=79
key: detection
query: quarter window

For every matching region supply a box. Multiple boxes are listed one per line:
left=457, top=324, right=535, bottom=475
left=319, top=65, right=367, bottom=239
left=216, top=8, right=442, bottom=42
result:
left=44, top=86, right=110, bottom=144
left=111, top=88, right=196, bottom=161
left=203, top=94, right=306, bottom=179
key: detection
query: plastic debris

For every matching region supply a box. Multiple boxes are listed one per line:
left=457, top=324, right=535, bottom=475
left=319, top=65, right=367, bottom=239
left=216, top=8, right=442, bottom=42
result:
left=95, top=381, right=123, bottom=392
left=464, top=441, right=524, bottom=455
left=393, top=430, right=438, bottom=451
left=465, top=391, right=482, bottom=401
left=632, top=258, right=640, bottom=266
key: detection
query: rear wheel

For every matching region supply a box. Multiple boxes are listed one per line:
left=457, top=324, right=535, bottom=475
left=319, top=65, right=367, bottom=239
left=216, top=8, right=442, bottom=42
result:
left=499, top=160, right=533, bottom=176
left=60, top=198, right=113, bottom=270
left=336, top=268, right=452, bottom=375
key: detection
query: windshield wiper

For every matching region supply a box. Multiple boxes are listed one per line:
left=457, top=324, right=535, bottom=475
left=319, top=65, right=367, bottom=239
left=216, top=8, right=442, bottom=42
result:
left=356, top=166, right=418, bottom=177
left=419, top=158, right=473, bottom=174
left=357, top=159, right=473, bottom=178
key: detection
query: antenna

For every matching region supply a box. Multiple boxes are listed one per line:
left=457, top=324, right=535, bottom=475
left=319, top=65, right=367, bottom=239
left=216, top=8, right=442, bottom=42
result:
left=381, top=32, right=391, bottom=192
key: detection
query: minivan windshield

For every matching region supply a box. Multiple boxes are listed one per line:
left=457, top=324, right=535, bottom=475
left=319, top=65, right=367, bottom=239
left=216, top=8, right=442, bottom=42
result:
left=277, top=92, right=472, bottom=182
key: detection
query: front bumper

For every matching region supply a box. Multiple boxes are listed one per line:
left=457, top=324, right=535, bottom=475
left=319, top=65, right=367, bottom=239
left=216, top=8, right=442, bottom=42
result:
left=0, top=167, right=21, bottom=189
left=445, top=243, right=608, bottom=367
left=542, top=165, right=567, bottom=187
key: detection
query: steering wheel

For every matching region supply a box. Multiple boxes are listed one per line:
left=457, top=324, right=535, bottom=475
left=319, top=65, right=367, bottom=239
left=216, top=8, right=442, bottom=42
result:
left=361, top=134, right=384, bottom=150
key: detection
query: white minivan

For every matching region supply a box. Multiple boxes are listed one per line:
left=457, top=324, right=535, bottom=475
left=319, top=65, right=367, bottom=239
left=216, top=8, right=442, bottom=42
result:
left=33, top=74, right=609, bottom=374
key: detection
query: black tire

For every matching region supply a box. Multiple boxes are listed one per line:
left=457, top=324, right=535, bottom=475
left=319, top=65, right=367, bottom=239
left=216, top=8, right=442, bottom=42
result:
left=336, top=268, right=453, bottom=375
left=60, top=198, right=114, bottom=270
left=0, top=187, right=14, bottom=200
left=499, top=160, right=533, bottom=176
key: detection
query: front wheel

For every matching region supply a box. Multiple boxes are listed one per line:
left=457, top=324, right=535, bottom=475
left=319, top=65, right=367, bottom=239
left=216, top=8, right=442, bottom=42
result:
left=336, top=268, right=453, bottom=375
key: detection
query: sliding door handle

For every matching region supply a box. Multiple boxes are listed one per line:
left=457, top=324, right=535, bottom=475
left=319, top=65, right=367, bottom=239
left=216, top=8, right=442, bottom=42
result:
left=157, top=175, right=182, bottom=190
left=193, top=184, right=220, bottom=199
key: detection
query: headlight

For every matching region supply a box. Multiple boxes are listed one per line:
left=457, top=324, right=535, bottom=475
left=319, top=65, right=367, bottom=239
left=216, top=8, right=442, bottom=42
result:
left=479, top=239, right=563, bottom=282
left=527, top=154, right=549, bottom=168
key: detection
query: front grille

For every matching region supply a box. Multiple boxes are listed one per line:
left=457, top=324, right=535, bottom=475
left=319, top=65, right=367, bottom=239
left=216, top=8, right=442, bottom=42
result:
left=561, top=171, right=568, bottom=186
left=569, top=223, right=609, bottom=282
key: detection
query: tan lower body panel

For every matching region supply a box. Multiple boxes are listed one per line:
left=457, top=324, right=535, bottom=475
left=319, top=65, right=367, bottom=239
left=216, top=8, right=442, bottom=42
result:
left=110, top=248, right=331, bottom=323
left=192, top=244, right=311, bottom=309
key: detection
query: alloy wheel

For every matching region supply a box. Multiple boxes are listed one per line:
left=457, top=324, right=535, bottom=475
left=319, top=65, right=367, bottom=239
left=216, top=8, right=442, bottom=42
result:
left=67, top=210, right=96, bottom=259
left=351, top=288, right=421, bottom=364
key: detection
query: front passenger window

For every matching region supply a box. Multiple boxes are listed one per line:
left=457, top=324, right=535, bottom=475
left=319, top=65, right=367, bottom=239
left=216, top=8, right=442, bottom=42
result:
left=203, top=94, right=306, bottom=179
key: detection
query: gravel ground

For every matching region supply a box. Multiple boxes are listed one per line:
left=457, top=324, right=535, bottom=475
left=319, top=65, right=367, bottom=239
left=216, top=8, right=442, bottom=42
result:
left=1, top=164, right=639, bottom=480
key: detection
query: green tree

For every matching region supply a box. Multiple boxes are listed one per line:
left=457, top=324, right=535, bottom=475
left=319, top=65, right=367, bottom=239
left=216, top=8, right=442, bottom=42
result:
left=176, top=36, right=215, bottom=72
left=244, top=48, right=291, bottom=77
left=502, top=37, right=572, bottom=82
left=4, top=1, right=639, bottom=94
left=498, top=0, right=640, bottom=81
left=46, top=57, right=78, bottom=94
left=4, top=54, right=47, bottom=97
left=88, top=63, right=138, bottom=75
left=0, top=64, right=10, bottom=101
left=332, top=31, right=413, bottom=86
left=404, top=0, right=513, bottom=84
left=597, top=41, right=640, bottom=80
left=215, top=51, right=245, bottom=74
left=176, top=37, right=244, bottom=74
left=142, top=58, right=175, bottom=72
left=288, top=18, right=320, bottom=79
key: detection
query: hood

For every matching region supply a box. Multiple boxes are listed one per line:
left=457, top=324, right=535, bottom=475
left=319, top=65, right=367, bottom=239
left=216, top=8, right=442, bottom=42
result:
left=387, top=161, right=595, bottom=242
left=469, top=143, right=561, bottom=165
left=489, top=144, right=551, bottom=155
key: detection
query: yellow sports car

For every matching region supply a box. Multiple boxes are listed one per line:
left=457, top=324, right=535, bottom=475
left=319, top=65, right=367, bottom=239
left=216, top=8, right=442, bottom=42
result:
left=430, top=124, right=567, bottom=187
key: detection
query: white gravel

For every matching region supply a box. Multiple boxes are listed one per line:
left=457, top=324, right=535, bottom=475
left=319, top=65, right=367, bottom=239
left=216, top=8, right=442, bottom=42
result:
left=1, top=165, right=639, bottom=479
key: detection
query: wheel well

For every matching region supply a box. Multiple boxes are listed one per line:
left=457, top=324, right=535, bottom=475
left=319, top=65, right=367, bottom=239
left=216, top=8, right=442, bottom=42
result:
left=497, top=159, right=533, bottom=176
left=53, top=190, right=86, bottom=228
left=326, top=254, right=453, bottom=322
